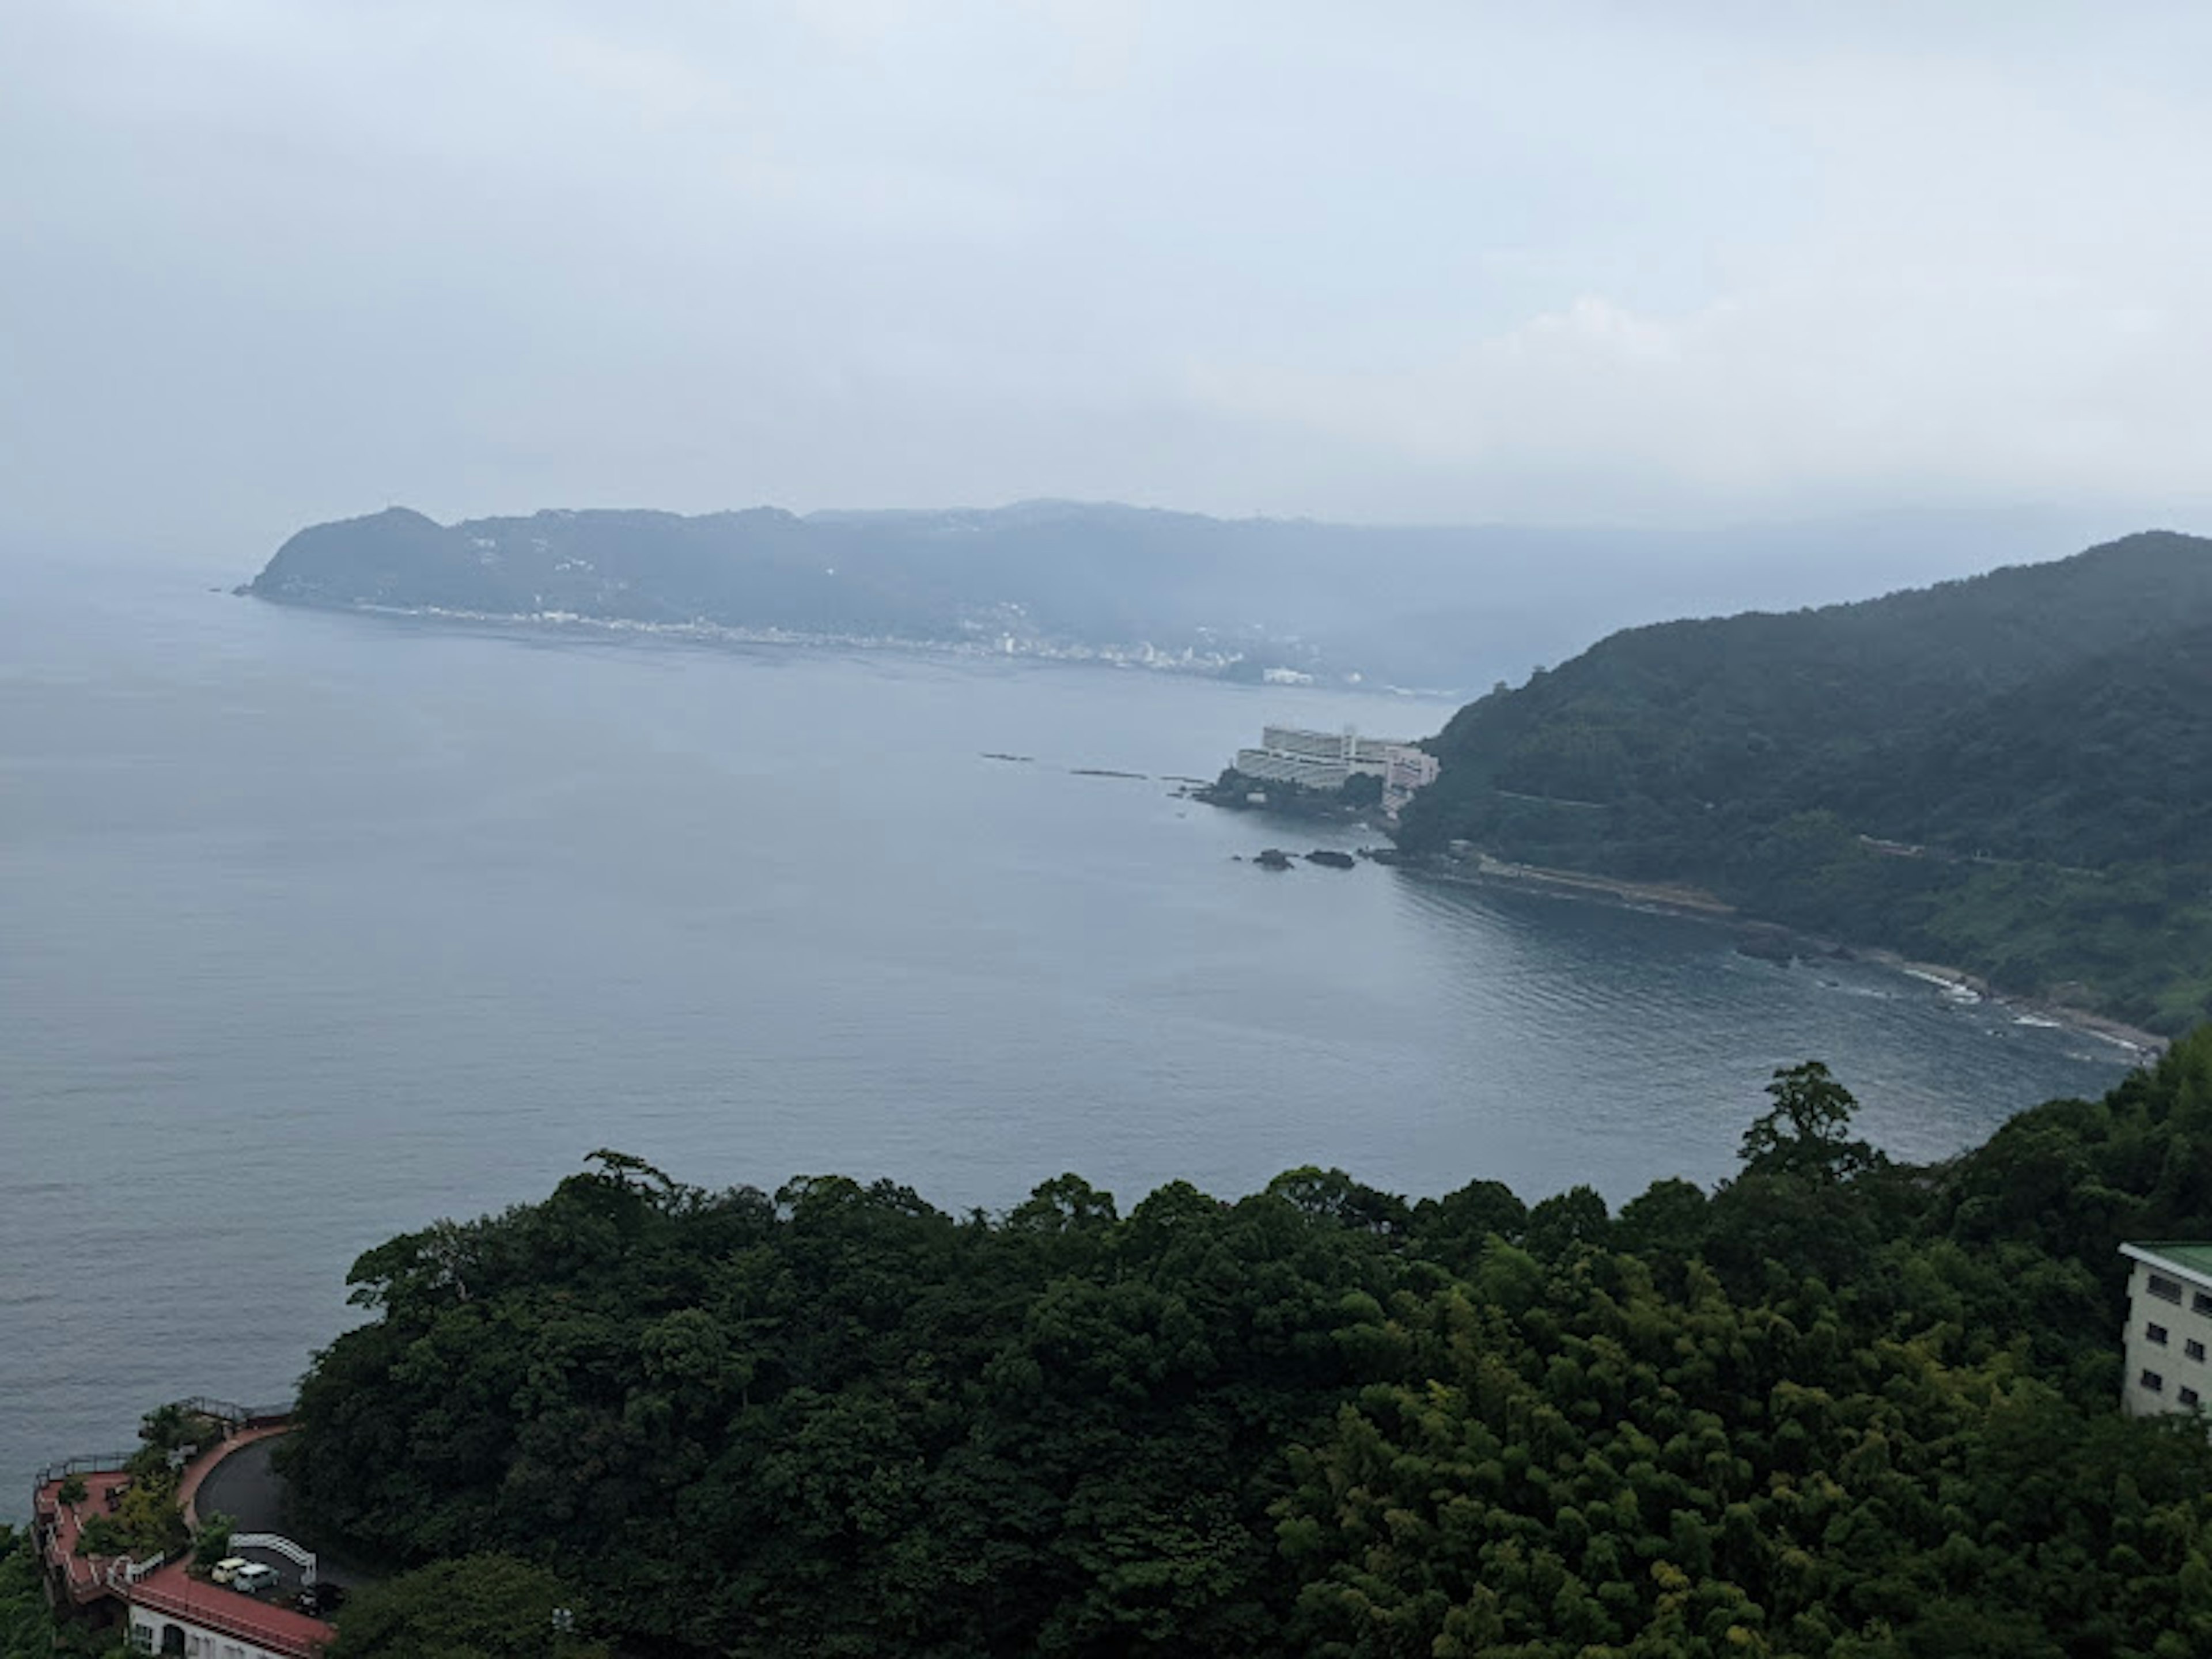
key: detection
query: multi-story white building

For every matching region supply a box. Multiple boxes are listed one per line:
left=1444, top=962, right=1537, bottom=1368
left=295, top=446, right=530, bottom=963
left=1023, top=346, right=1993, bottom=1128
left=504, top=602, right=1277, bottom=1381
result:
left=125, top=1562, right=331, bottom=1658
left=2119, top=1241, right=2212, bottom=1416
left=1232, top=725, right=1439, bottom=812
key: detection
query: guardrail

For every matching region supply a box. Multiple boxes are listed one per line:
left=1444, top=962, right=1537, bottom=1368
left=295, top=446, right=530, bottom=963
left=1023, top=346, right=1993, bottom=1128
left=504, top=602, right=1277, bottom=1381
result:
left=33, top=1453, right=138, bottom=1488
left=106, top=1552, right=168, bottom=1589
left=171, top=1397, right=294, bottom=1429
left=231, top=1533, right=317, bottom=1587
left=130, top=1578, right=325, bottom=1659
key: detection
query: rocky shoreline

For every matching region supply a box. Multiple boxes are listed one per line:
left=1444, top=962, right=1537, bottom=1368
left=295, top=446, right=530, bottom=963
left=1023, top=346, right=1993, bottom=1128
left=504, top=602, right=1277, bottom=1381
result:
left=1854, top=948, right=2168, bottom=1062
left=1373, top=848, right=2168, bottom=1064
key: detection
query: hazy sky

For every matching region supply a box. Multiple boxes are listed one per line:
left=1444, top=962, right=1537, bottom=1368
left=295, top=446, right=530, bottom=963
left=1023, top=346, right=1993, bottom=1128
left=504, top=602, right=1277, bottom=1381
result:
left=8, top=1, right=2212, bottom=557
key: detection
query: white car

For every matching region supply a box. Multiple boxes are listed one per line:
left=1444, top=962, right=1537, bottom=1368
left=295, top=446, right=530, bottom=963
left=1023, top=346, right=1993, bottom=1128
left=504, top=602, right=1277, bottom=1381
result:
left=209, top=1558, right=247, bottom=1585
left=229, top=1563, right=279, bottom=1596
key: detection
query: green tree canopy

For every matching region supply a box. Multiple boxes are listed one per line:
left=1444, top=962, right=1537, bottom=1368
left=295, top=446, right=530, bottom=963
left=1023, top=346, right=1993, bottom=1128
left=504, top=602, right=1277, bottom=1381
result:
left=327, top=1555, right=605, bottom=1659
left=1738, top=1060, right=1884, bottom=1182
left=281, top=1033, right=2212, bottom=1657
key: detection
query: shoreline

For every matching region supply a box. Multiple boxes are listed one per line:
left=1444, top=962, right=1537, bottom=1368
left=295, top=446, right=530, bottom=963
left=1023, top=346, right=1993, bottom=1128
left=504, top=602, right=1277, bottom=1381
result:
left=1384, top=851, right=2168, bottom=1064
left=241, top=593, right=1468, bottom=700
left=1381, top=848, right=1737, bottom=922
left=1852, top=947, right=2168, bottom=1062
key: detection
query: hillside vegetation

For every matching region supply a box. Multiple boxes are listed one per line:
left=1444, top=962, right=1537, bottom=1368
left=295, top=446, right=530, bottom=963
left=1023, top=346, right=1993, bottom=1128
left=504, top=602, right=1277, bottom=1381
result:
left=246, top=501, right=1536, bottom=685
left=245, top=503, right=2110, bottom=692
left=1396, top=532, right=2212, bottom=1032
left=284, top=1039, right=2212, bottom=1657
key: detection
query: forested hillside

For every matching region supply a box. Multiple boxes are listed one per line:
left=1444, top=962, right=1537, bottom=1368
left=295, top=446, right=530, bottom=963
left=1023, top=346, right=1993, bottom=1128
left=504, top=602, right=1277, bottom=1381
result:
left=1396, top=532, right=2212, bottom=1032
left=244, top=502, right=2112, bottom=692
left=286, top=1039, right=2212, bottom=1657
left=246, top=501, right=1555, bottom=685
left=0, top=1532, right=60, bottom=1656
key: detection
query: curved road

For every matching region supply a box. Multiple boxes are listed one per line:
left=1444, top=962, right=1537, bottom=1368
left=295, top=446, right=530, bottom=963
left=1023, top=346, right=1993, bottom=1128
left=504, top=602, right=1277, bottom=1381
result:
left=195, top=1435, right=372, bottom=1593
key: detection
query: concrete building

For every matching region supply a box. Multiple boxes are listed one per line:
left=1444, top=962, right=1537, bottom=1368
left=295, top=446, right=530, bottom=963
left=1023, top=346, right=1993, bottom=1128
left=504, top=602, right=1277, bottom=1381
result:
left=2119, top=1241, right=2212, bottom=1416
left=1232, top=725, right=1439, bottom=812
left=126, top=1562, right=332, bottom=1658
left=33, top=1407, right=335, bottom=1659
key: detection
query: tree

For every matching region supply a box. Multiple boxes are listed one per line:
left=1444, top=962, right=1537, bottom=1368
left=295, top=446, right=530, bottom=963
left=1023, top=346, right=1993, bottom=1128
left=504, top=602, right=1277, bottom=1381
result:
left=1524, top=1183, right=1611, bottom=1261
left=1738, top=1060, right=1883, bottom=1182
left=281, top=1051, right=2212, bottom=1659
left=0, top=1527, right=72, bottom=1658
left=1412, top=1177, right=1528, bottom=1270
left=1008, top=1172, right=1119, bottom=1235
left=1338, top=771, right=1384, bottom=808
left=327, top=1555, right=605, bottom=1659
left=1613, top=1177, right=1711, bottom=1281
left=192, top=1513, right=236, bottom=1570
left=1265, top=1166, right=1408, bottom=1233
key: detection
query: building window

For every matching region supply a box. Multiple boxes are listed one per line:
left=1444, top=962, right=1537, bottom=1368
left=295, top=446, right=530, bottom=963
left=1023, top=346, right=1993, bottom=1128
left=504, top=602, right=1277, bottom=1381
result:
left=2149, top=1323, right=2171, bottom=1344
left=2184, top=1387, right=2203, bottom=1408
left=2189, top=1339, right=2206, bottom=1362
left=128, top=1627, right=153, bottom=1654
left=2149, top=1273, right=2184, bottom=1303
left=2195, top=1291, right=2212, bottom=1316
left=2142, top=1369, right=2166, bottom=1392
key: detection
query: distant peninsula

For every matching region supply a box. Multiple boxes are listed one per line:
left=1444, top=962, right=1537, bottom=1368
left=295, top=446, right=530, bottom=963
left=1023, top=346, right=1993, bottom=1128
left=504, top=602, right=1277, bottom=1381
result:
left=249, top=503, right=1308, bottom=680
left=242, top=501, right=2117, bottom=693
left=243, top=501, right=1510, bottom=686
left=1396, top=531, right=2212, bottom=1037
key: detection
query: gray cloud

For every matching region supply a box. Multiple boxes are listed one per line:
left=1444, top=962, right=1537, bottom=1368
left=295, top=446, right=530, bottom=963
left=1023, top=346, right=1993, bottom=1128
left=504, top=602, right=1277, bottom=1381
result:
left=6, top=1, right=2210, bottom=561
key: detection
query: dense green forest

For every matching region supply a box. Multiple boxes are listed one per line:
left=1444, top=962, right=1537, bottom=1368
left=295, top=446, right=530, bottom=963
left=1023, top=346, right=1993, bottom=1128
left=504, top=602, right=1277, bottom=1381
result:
left=0, top=1531, right=54, bottom=1657
left=0, top=1528, right=103, bottom=1658
left=286, top=1039, right=2212, bottom=1657
left=1395, top=531, right=2212, bottom=1033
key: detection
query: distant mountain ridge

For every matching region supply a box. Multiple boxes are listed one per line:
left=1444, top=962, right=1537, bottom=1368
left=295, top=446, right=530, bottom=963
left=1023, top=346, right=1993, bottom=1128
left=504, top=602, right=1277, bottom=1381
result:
left=248, top=501, right=1491, bottom=684
left=245, top=500, right=2132, bottom=692
left=1398, top=531, right=2212, bottom=1032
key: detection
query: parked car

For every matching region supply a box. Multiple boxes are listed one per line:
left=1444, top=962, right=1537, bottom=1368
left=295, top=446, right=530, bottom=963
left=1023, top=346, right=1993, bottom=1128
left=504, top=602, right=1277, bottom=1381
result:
left=229, top=1563, right=279, bottom=1596
left=297, top=1582, right=347, bottom=1618
left=209, top=1558, right=247, bottom=1585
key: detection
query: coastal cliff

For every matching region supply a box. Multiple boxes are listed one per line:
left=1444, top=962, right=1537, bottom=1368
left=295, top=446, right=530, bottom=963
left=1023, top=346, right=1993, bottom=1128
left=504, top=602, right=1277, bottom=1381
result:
left=1399, top=531, right=2212, bottom=1033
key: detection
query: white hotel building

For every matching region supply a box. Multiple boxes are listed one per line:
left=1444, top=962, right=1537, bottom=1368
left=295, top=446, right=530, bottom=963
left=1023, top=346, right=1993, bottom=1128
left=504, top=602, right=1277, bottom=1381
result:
left=1233, top=725, right=1440, bottom=812
left=2120, top=1241, right=2212, bottom=1416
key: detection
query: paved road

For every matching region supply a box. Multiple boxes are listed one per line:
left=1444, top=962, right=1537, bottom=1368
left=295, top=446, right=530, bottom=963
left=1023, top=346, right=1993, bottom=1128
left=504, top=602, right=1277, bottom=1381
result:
left=196, top=1434, right=373, bottom=1593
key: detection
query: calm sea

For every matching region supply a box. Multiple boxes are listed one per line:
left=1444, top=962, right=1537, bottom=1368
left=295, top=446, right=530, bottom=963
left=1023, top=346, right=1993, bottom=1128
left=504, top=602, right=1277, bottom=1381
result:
left=0, top=552, right=2133, bottom=1506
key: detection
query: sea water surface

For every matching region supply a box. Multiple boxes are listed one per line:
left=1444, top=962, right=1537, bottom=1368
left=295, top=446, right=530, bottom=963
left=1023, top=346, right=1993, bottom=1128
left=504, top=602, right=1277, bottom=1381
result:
left=0, top=552, right=2134, bottom=1502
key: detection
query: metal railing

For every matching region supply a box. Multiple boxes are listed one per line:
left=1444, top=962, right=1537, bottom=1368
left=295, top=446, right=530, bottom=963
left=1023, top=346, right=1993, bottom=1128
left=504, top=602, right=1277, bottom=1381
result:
left=231, top=1533, right=318, bottom=1588
left=33, top=1452, right=138, bottom=1489
left=106, top=1552, right=168, bottom=1589
left=129, top=1578, right=327, bottom=1659
left=169, top=1397, right=294, bottom=1428
left=35, top=1397, right=294, bottom=1483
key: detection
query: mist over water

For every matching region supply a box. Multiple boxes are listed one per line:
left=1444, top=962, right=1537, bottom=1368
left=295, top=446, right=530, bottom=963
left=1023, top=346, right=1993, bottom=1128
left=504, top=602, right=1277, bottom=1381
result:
left=0, top=565, right=2129, bottom=1506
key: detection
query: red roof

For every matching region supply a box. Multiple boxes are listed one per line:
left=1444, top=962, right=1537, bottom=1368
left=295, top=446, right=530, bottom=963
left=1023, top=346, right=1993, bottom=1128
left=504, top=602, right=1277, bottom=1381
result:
left=33, top=1467, right=334, bottom=1657
left=33, top=1469, right=141, bottom=1604
left=131, top=1561, right=334, bottom=1658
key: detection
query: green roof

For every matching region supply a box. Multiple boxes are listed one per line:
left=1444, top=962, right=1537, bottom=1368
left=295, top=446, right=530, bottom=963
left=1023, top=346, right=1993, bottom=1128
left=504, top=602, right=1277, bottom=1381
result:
left=2126, top=1241, right=2212, bottom=1278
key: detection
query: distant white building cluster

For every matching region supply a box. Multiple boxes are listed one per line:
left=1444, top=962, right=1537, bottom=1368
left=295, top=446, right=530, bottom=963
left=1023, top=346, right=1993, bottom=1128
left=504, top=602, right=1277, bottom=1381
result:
left=1233, top=725, right=1439, bottom=812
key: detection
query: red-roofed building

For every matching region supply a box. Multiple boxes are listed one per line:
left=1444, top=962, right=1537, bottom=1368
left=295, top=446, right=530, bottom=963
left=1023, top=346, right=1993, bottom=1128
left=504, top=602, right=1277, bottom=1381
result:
left=33, top=1453, right=334, bottom=1658
left=126, top=1560, right=334, bottom=1658
left=32, top=1463, right=163, bottom=1615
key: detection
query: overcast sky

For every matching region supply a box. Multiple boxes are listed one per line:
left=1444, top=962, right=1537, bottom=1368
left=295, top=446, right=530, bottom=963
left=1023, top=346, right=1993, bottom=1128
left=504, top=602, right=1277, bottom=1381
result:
left=7, top=1, right=2212, bottom=559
